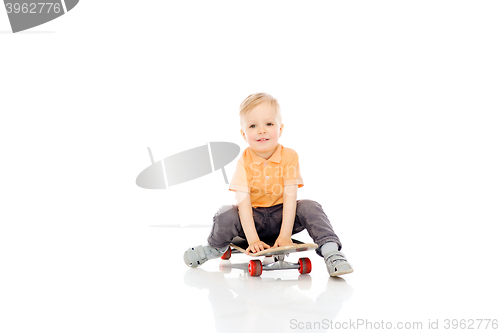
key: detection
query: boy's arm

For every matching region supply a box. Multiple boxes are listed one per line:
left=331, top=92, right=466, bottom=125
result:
left=236, top=191, right=271, bottom=254
left=273, top=184, right=298, bottom=247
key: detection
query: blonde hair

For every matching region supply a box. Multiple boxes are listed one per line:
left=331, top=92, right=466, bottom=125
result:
left=239, top=93, right=282, bottom=128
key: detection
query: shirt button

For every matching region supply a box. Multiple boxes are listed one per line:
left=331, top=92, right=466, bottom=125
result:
left=264, top=162, right=267, bottom=166
left=265, top=176, right=269, bottom=180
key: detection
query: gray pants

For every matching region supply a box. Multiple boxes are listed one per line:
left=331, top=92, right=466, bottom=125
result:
left=207, top=199, right=342, bottom=256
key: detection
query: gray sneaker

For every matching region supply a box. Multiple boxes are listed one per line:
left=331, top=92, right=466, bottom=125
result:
left=324, top=250, right=353, bottom=277
left=184, top=245, right=225, bottom=268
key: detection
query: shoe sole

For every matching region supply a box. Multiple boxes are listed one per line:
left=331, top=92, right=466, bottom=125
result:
left=330, top=268, right=354, bottom=277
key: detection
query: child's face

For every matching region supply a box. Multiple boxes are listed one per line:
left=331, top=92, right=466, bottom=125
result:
left=240, top=102, right=283, bottom=159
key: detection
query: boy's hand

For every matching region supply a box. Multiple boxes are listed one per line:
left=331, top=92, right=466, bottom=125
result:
left=272, top=236, right=294, bottom=248
left=246, top=240, right=271, bottom=255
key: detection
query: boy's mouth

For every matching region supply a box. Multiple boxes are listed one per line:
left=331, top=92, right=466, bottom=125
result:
left=257, top=138, right=269, bottom=142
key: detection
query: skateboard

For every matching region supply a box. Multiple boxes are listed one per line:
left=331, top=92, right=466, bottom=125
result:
left=220, top=237, right=318, bottom=277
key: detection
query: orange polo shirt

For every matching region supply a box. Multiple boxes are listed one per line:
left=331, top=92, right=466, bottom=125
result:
left=229, top=144, right=304, bottom=207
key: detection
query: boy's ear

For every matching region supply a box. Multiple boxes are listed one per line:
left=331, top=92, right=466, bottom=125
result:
left=279, top=123, right=284, bottom=138
left=240, top=129, right=248, bottom=142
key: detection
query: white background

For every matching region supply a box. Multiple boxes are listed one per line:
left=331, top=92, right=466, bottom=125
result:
left=1, top=1, right=499, bottom=332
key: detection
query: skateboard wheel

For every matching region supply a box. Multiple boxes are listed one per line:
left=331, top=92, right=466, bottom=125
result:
left=248, top=259, right=262, bottom=277
left=220, top=247, right=231, bottom=260
left=298, top=257, right=312, bottom=274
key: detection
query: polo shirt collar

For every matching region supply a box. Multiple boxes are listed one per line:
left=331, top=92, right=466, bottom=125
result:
left=248, top=144, right=282, bottom=165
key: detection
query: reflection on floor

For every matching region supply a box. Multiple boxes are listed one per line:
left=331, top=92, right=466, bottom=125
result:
left=184, top=256, right=354, bottom=332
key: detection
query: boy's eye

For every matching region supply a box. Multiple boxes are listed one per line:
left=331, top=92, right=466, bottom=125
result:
left=267, top=123, right=273, bottom=126
left=249, top=124, right=256, bottom=128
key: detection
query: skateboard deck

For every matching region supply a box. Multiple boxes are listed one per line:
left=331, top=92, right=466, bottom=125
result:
left=229, top=237, right=317, bottom=257
left=220, top=237, right=318, bottom=277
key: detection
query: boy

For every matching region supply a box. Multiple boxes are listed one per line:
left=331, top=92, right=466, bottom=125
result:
left=184, top=93, right=353, bottom=276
